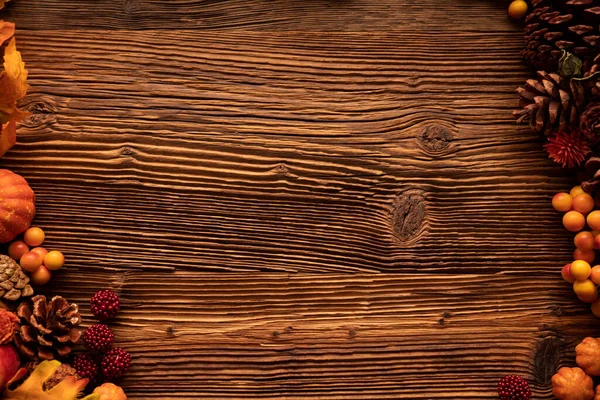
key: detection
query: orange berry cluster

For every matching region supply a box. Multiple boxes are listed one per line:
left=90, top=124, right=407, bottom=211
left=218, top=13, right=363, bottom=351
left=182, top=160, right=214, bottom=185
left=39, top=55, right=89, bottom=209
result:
left=7, top=227, right=64, bottom=286
left=553, top=186, right=600, bottom=317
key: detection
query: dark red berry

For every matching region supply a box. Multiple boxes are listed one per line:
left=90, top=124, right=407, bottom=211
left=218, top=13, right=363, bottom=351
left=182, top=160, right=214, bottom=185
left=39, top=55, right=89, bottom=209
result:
left=84, top=323, right=114, bottom=354
left=90, top=289, right=120, bottom=321
left=101, top=347, right=131, bottom=381
left=73, top=353, right=99, bottom=385
left=497, top=375, right=531, bottom=400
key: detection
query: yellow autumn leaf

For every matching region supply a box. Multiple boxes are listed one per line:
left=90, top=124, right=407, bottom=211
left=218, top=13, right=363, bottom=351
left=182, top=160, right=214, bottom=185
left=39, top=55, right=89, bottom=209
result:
left=0, top=23, right=29, bottom=157
left=5, top=360, right=100, bottom=400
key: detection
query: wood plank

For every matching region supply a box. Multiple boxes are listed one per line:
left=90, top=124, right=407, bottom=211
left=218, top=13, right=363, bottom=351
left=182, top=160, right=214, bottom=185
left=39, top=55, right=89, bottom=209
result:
left=38, top=271, right=587, bottom=399
left=4, top=0, right=516, bottom=32
left=0, top=29, right=573, bottom=273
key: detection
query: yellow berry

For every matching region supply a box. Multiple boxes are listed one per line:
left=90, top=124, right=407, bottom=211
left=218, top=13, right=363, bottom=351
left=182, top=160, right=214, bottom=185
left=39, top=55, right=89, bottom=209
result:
left=508, top=0, right=528, bottom=19
left=571, top=186, right=585, bottom=198
left=574, top=279, right=597, bottom=299
left=553, top=192, right=573, bottom=212
left=44, top=251, right=64, bottom=271
left=575, top=231, right=595, bottom=251
left=573, top=193, right=595, bottom=214
left=588, top=211, right=600, bottom=230
left=23, top=227, right=45, bottom=247
left=562, top=263, right=576, bottom=283
left=592, top=299, right=600, bottom=318
left=571, top=260, right=592, bottom=281
left=564, top=210, right=586, bottom=232
left=30, top=265, right=51, bottom=286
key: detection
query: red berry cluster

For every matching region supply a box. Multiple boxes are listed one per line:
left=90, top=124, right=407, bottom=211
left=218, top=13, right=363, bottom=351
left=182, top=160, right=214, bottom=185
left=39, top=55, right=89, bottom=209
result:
left=497, top=375, right=532, bottom=400
left=73, top=289, right=131, bottom=383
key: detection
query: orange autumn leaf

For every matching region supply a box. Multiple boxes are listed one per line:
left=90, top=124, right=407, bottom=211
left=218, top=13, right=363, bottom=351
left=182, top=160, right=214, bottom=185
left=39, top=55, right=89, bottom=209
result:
left=0, top=21, right=14, bottom=44
left=0, top=23, right=29, bottom=157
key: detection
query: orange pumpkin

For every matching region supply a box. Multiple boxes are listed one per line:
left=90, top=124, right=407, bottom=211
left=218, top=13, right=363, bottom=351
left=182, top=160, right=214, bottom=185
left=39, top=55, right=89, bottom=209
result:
left=0, top=170, right=34, bottom=243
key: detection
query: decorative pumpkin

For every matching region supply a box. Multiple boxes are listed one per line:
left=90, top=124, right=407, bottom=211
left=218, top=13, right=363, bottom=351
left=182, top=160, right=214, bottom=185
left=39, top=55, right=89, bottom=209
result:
left=552, top=367, right=594, bottom=400
left=577, top=337, right=600, bottom=376
left=93, top=382, right=127, bottom=400
left=596, top=385, right=600, bottom=400
left=0, top=169, right=34, bottom=243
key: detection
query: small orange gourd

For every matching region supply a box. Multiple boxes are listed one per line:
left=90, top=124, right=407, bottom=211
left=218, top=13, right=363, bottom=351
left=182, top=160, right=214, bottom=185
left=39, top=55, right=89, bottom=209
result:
left=576, top=337, right=600, bottom=376
left=0, top=170, right=34, bottom=243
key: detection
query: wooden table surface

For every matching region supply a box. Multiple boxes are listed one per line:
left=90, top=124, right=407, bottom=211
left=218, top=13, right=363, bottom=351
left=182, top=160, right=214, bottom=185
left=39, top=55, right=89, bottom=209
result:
left=0, top=0, right=593, bottom=398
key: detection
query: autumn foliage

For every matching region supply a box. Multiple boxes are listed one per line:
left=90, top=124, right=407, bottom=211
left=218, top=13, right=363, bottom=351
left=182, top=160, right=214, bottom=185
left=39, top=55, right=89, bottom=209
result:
left=0, top=20, right=28, bottom=157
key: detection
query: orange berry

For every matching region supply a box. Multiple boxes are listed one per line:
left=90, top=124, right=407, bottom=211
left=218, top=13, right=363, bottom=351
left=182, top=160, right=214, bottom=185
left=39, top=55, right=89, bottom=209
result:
left=574, top=279, right=598, bottom=300
left=564, top=211, right=586, bottom=232
left=23, top=227, right=45, bottom=247
left=508, top=0, right=528, bottom=19
left=8, top=241, right=29, bottom=261
left=552, top=192, right=573, bottom=212
left=30, top=265, right=51, bottom=285
left=562, top=263, right=576, bottom=283
left=30, top=247, right=48, bottom=259
left=588, top=211, right=600, bottom=230
left=571, top=186, right=585, bottom=198
left=591, top=266, right=600, bottom=285
left=573, top=193, right=595, bottom=214
left=19, top=252, right=42, bottom=273
left=571, top=260, right=592, bottom=281
left=43, top=251, right=64, bottom=271
left=574, top=248, right=596, bottom=264
left=575, top=231, right=595, bottom=251
left=592, top=299, right=600, bottom=318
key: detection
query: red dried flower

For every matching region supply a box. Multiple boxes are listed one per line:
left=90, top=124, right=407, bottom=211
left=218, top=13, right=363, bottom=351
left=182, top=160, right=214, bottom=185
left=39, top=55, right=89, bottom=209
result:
left=0, top=309, right=18, bottom=345
left=90, top=290, right=120, bottom=321
left=84, top=324, right=114, bottom=354
left=544, top=129, right=591, bottom=168
left=101, top=347, right=131, bottom=381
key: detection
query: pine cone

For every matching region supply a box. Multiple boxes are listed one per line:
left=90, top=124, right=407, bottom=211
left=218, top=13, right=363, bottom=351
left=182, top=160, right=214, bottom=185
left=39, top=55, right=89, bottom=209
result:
left=0, top=254, right=33, bottom=302
left=23, top=361, right=80, bottom=391
left=583, top=53, right=600, bottom=98
left=581, top=102, right=600, bottom=145
left=13, top=295, right=82, bottom=361
left=522, top=0, right=600, bottom=71
left=514, top=71, right=586, bottom=134
left=581, top=156, right=600, bottom=193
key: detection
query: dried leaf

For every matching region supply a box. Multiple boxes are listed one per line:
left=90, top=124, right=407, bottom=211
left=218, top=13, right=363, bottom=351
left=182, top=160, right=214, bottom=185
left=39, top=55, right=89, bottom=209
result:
left=0, top=28, right=29, bottom=157
left=0, top=21, right=15, bottom=44
left=558, top=50, right=583, bottom=79
left=5, top=360, right=100, bottom=400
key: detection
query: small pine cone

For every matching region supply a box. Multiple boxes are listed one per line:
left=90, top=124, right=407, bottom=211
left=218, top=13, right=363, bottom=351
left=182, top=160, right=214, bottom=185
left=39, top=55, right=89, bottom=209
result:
left=581, top=102, right=600, bottom=146
left=90, top=290, right=120, bottom=321
left=13, top=295, right=82, bottom=361
left=514, top=71, right=586, bottom=135
left=84, top=324, right=114, bottom=354
left=521, top=0, right=600, bottom=71
left=0, top=254, right=34, bottom=301
left=101, top=347, right=131, bottom=381
left=73, top=353, right=99, bottom=385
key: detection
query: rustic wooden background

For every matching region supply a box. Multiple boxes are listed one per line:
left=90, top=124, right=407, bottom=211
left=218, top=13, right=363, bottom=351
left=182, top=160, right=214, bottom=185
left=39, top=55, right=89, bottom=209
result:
left=0, top=0, right=596, bottom=398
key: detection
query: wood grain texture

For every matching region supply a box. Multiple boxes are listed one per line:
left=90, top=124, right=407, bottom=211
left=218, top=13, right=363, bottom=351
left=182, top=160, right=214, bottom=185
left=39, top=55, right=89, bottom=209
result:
left=0, top=0, right=588, bottom=398
left=40, top=271, right=594, bottom=399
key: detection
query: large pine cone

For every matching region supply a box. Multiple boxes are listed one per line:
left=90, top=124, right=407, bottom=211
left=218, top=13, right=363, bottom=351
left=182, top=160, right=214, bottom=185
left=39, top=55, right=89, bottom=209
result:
left=13, top=295, right=82, bottom=361
left=522, top=0, right=600, bottom=71
left=580, top=102, right=600, bottom=145
left=514, top=71, right=586, bottom=134
left=0, top=255, right=33, bottom=301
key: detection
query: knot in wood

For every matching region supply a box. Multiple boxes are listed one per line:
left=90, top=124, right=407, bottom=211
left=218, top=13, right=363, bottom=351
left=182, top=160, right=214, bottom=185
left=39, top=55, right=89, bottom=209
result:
left=533, top=336, right=561, bottom=385
left=417, top=125, right=454, bottom=153
left=391, top=191, right=426, bottom=244
left=21, top=97, right=57, bottom=129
